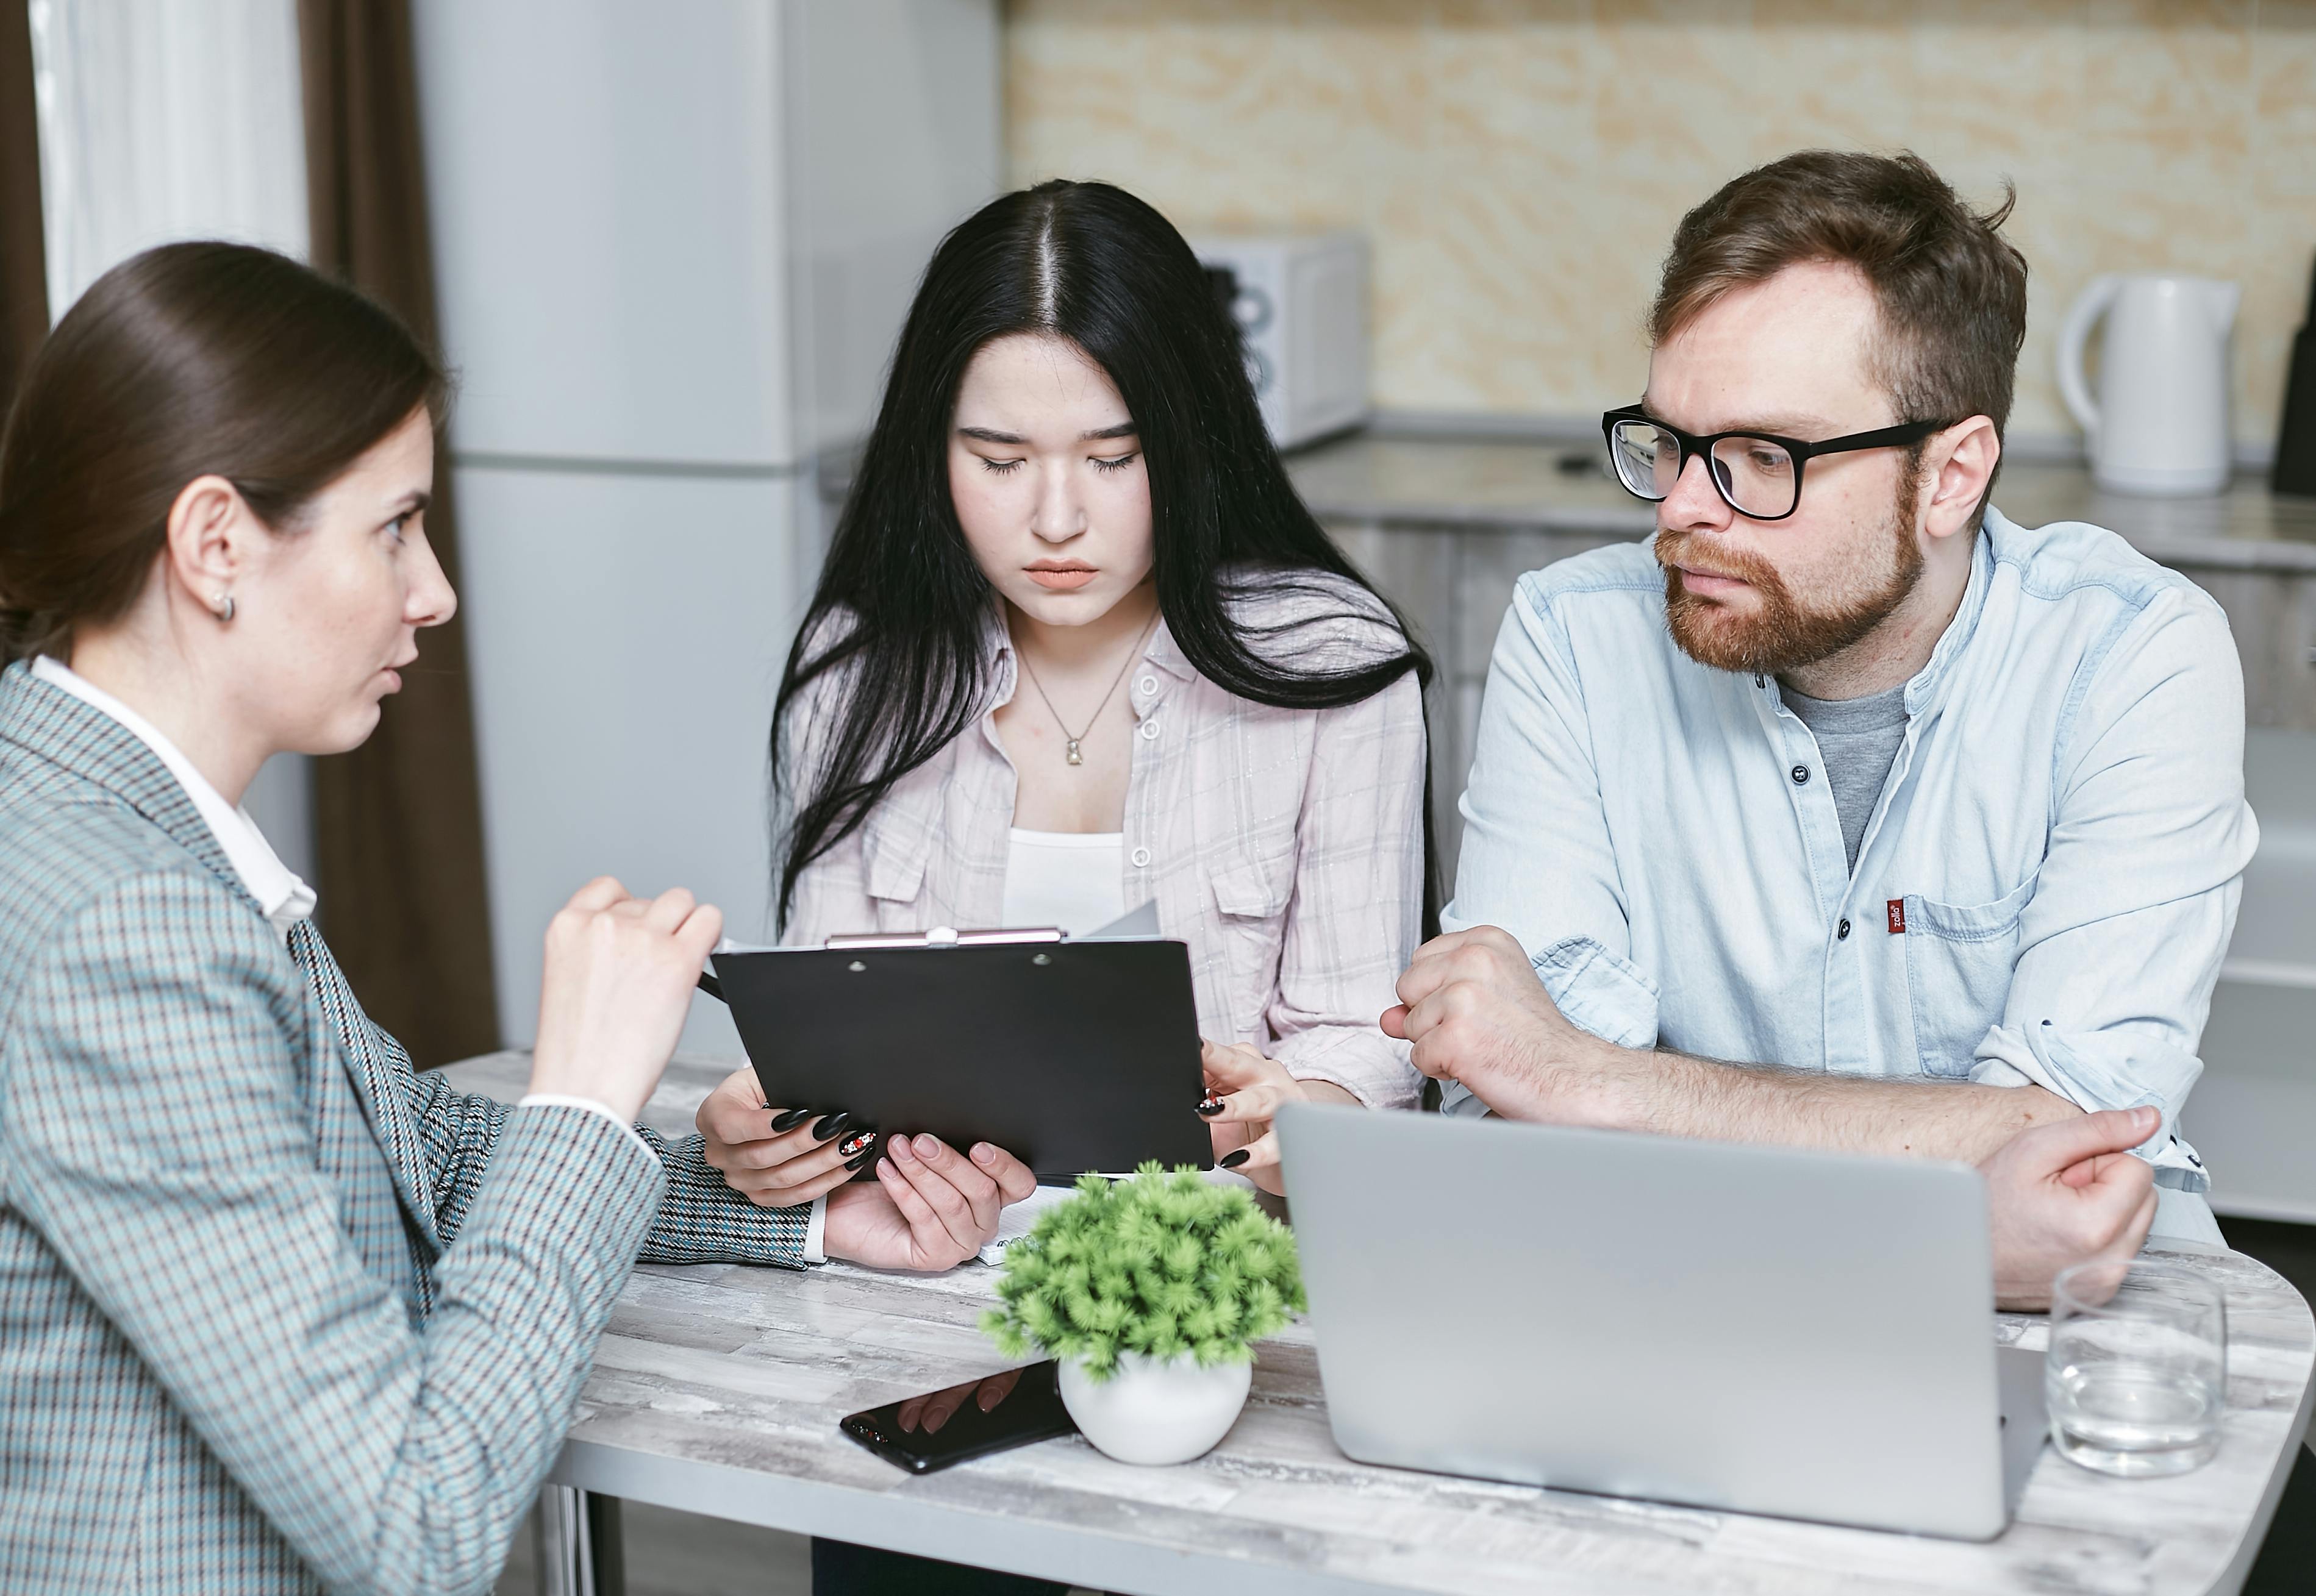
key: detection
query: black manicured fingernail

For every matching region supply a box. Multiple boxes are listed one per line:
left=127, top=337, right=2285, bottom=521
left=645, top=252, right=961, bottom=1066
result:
left=771, top=1108, right=813, bottom=1132
left=837, top=1130, right=876, bottom=1158
left=845, top=1150, right=873, bottom=1170
left=1196, top=1094, right=1226, bottom=1117
left=1218, top=1149, right=1250, bottom=1169
left=812, top=1111, right=851, bottom=1141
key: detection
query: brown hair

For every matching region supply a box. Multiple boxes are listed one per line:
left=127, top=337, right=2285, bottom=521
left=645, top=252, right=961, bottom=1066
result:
left=1650, top=150, right=2029, bottom=443
left=0, top=240, right=446, bottom=664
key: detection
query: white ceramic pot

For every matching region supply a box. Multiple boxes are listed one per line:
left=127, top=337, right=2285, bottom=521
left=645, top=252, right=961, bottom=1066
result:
left=1057, top=1350, right=1253, bottom=1466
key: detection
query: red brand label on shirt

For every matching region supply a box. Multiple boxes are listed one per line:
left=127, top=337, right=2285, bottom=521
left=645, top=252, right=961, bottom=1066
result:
left=1886, top=899, right=1907, bottom=935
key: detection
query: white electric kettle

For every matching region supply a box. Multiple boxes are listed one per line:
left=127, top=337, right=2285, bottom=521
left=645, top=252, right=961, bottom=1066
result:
left=2057, top=273, right=2239, bottom=496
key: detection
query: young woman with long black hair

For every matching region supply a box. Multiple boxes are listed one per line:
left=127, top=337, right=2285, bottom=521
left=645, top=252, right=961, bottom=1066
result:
left=696, top=178, right=1432, bottom=1211
left=693, top=174, right=1434, bottom=1595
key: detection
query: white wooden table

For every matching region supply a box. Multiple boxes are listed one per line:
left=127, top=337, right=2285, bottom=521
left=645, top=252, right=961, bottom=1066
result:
left=441, top=1052, right=2315, bottom=1596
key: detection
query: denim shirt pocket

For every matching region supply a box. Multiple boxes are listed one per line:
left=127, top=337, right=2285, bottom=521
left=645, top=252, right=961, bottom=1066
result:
left=1903, top=872, right=2039, bottom=1078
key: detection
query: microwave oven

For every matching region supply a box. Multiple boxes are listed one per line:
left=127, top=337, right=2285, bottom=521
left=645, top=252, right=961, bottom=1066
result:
left=1192, top=230, right=1369, bottom=451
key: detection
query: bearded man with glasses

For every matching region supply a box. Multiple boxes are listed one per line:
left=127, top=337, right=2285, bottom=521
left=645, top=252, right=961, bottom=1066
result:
left=1389, top=150, right=2256, bottom=1266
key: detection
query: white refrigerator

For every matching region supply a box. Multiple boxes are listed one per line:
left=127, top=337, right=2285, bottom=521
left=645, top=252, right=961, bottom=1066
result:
left=413, top=0, right=1001, bottom=1055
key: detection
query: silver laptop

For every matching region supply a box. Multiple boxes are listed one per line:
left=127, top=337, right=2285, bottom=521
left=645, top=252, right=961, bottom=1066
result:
left=1276, top=1103, right=2045, bottom=1540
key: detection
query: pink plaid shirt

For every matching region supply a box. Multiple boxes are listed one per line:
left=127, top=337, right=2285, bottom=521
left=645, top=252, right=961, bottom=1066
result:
left=782, top=580, right=1428, bottom=1108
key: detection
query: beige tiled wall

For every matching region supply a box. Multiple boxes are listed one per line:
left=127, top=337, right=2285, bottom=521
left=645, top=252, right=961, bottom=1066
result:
left=1006, top=1, right=2316, bottom=450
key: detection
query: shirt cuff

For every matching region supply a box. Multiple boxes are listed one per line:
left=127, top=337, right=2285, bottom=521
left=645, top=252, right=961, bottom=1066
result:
left=804, top=1194, right=828, bottom=1264
left=1528, top=936, right=1661, bottom=1050
left=1273, top=1027, right=1423, bottom=1110
left=516, top=1093, right=655, bottom=1163
left=1968, top=1022, right=2210, bottom=1192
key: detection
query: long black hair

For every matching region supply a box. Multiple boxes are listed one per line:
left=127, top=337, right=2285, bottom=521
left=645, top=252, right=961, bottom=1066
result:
left=772, top=179, right=1433, bottom=929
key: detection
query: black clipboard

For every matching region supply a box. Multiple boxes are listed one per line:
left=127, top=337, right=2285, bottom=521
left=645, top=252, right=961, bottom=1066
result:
left=705, top=929, right=1212, bottom=1181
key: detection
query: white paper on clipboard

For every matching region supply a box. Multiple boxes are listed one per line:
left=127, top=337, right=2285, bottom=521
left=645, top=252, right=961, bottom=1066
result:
left=710, top=900, right=1159, bottom=959
left=1076, top=899, right=1160, bottom=941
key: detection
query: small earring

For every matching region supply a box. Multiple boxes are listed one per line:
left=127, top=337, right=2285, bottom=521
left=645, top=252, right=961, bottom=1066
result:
left=213, top=593, right=235, bottom=623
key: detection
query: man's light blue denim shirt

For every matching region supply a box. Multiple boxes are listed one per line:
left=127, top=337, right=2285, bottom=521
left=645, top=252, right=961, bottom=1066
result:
left=1442, top=507, right=2257, bottom=1208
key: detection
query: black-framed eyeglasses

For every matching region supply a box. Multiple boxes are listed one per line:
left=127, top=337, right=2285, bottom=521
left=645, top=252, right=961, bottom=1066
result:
left=1600, top=405, right=1953, bottom=522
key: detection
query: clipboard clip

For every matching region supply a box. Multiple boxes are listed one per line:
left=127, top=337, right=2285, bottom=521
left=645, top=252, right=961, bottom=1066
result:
left=695, top=926, right=1074, bottom=1000
left=696, top=925, right=1070, bottom=1003
left=824, top=925, right=1065, bottom=950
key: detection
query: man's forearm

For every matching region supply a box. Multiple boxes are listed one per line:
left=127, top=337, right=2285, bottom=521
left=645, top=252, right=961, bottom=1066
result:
left=1398, top=924, right=2086, bottom=1162
left=1598, top=1041, right=2081, bottom=1163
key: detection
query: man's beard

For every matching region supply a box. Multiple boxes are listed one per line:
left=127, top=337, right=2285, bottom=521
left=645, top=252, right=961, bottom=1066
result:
left=1656, top=471, right=1926, bottom=677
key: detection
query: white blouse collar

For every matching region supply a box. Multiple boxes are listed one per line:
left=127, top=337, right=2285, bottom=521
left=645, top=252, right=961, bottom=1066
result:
left=30, top=655, right=317, bottom=942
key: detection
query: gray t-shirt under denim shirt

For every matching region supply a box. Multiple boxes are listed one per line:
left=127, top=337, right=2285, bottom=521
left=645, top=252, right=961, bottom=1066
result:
left=1779, top=681, right=1910, bottom=873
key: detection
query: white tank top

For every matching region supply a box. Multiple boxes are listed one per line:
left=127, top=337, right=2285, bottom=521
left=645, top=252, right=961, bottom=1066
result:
left=1000, top=828, right=1126, bottom=935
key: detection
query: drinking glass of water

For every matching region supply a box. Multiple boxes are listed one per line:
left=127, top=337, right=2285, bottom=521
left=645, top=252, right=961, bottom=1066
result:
left=2046, top=1259, right=2226, bottom=1477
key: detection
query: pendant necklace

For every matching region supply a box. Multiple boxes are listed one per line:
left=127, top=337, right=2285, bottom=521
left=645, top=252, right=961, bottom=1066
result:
left=1015, top=612, right=1156, bottom=766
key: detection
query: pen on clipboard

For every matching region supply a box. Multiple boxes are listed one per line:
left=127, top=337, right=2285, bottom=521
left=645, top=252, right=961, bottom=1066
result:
left=696, top=932, right=771, bottom=1005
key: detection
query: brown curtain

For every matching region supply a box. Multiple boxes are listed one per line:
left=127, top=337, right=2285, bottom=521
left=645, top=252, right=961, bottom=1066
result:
left=299, top=0, right=499, bottom=1068
left=0, top=0, right=47, bottom=403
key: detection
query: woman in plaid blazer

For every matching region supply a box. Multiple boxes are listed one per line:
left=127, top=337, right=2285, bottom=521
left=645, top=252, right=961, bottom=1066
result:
left=0, top=244, right=1032, bottom=1595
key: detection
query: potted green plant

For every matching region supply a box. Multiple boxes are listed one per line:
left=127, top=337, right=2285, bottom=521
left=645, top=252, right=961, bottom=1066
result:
left=982, top=1164, right=1306, bottom=1465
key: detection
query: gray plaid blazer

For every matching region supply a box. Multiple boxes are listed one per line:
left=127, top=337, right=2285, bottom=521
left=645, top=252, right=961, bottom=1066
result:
left=0, top=661, right=807, bottom=1594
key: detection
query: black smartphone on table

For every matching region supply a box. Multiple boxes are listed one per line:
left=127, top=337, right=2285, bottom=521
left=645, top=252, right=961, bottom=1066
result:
left=838, top=1362, right=1077, bottom=1474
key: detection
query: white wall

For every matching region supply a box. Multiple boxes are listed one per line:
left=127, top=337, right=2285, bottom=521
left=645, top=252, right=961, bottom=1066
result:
left=2192, top=727, right=2316, bottom=1223
left=416, top=0, right=1001, bottom=1058
left=453, top=465, right=810, bottom=1056
left=413, top=0, right=796, bottom=469
left=783, top=0, right=1004, bottom=458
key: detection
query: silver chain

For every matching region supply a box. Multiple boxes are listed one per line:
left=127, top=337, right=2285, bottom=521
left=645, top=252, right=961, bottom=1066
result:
left=1014, top=611, right=1156, bottom=766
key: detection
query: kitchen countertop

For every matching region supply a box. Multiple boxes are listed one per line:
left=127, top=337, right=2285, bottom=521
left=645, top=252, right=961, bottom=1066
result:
left=1288, top=432, right=2316, bottom=574
left=446, top=1051, right=2314, bottom=1596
